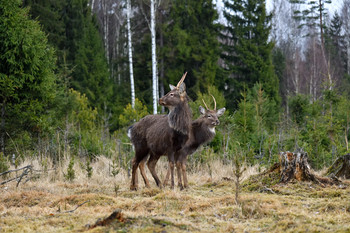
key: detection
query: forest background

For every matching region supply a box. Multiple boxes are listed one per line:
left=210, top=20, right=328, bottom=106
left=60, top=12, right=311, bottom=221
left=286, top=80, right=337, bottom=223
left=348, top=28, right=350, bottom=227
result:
left=1, top=0, right=350, bottom=175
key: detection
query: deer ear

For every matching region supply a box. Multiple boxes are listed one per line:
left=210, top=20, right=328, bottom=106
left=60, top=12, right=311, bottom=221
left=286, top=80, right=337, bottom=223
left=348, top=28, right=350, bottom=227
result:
left=199, top=106, right=206, bottom=115
left=179, top=82, right=186, bottom=93
left=169, top=84, right=176, bottom=90
left=217, top=108, right=226, bottom=117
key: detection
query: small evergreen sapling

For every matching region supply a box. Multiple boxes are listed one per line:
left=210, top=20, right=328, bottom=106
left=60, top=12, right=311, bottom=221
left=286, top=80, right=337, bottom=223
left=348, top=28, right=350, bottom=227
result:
left=86, top=157, right=93, bottom=179
left=65, top=155, right=75, bottom=181
left=233, top=148, right=246, bottom=205
left=0, top=152, right=9, bottom=175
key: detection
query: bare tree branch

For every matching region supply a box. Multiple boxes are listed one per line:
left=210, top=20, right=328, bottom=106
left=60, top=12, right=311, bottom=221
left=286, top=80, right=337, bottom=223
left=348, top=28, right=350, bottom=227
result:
left=60, top=201, right=90, bottom=214
left=0, top=165, right=32, bottom=177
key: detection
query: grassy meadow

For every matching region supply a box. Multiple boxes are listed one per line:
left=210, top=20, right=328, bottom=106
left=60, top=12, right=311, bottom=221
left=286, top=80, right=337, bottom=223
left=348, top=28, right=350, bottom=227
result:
left=1, top=156, right=350, bottom=233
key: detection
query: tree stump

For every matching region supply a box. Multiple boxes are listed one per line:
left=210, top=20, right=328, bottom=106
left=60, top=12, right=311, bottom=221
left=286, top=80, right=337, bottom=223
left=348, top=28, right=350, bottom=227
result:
left=278, top=150, right=340, bottom=186
left=279, top=151, right=316, bottom=183
left=87, top=209, right=125, bottom=230
left=326, top=154, right=350, bottom=179
left=242, top=150, right=342, bottom=192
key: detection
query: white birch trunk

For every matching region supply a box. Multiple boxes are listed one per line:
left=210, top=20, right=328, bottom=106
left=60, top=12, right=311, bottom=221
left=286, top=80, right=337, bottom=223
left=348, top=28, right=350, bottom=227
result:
left=151, top=0, right=158, bottom=114
left=292, top=53, right=299, bottom=94
left=343, top=0, right=350, bottom=74
left=103, top=0, right=109, bottom=64
left=127, top=0, right=135, bottom=108
left=90, top=0, right=95, bottom=14
left=348, top=41, right=350, bottom=75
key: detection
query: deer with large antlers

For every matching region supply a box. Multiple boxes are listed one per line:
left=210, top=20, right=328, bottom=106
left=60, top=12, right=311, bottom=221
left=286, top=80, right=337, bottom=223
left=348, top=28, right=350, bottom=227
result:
left=128, top=73, right=192, bottom=190
left=162, top=95, right=226, bottom=189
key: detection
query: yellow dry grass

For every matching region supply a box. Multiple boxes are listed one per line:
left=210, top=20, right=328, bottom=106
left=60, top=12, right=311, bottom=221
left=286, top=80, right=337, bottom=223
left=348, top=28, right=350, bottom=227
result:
left=0, top=156, right=350, bottom=233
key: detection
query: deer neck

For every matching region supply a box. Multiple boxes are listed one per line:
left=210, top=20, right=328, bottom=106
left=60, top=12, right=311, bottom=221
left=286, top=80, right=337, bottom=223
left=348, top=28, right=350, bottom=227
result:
left=191, top=120, right=216, bottom=146
left=168, top=102, right=192, bottom=135
left=208, top=126, right=216, bottom=134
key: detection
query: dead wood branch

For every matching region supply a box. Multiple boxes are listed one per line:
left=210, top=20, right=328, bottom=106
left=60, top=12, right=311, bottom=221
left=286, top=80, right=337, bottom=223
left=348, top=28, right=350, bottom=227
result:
left=0, top=165, right=32, bottom=177
left=0, top=176, right=18, bottom=185
left=0, top=165, right=33, bottom=187
left=326, top=154, right=350, bottom=179
left=60, top=201, right=90, bottom=214
left=16, top=166, right=31, bottom=187
left=1, top=165, right=56, bottom=186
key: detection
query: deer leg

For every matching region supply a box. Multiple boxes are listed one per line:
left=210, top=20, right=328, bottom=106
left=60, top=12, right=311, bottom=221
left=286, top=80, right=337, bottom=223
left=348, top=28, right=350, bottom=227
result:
left=130, top=148, right=149, bottom=191
left=130, top=157, right=139, bottom=191
left=182, top=160, right=189, bottom=189
left=163, top=166, right=171, bottom=186
left=164, top=151, right=178, bottom=186
left=139, top=155, right=151, bottom=188
left=168, top=152, right=175, bottom=189
left=176, top=160, right=183, bottom=190
left=147, top=154, right=162, bottom=188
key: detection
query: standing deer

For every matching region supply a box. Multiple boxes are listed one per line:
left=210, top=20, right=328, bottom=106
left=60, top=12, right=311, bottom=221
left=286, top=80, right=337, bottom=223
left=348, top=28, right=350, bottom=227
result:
left=128, top=73, right=192, bottom=190
left=162, top=95, right=226, bottom=189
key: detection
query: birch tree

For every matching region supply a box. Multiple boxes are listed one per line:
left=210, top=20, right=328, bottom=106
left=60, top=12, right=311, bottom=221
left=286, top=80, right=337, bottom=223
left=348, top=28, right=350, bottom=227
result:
left=127, top=0, right=135, bottom=108
left=151, top=0, right=158, bottom=114
left=341, top=0, right=350, bottom=74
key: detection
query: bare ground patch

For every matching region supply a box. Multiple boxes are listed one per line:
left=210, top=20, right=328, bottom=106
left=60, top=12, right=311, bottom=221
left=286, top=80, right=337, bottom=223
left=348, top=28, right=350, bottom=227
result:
left=1, top=158, right=350, bottom=232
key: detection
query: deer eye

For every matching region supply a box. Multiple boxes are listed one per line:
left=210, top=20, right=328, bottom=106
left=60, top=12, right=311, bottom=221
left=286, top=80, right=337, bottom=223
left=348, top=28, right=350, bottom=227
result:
left=170, top=93, right=174, bottom=97
left=207, top=115, right=212, bottom=118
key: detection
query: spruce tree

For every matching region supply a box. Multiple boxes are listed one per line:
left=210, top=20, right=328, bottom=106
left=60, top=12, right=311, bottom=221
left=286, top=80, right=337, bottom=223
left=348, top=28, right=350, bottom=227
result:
left=64, top=0, right=112, bottom=115
left=72, top=14, right=112, bottom=113
left=23, top=0, right=65, bottom=57
left=326, top=12, right=347, bottom=79
left=221, top=0, right=280, bottom=110
left=162, top=0, right=221, bottom=98
left=24, top=0, right=113, bottom=120
left=0, top=0, right=57, bottom=154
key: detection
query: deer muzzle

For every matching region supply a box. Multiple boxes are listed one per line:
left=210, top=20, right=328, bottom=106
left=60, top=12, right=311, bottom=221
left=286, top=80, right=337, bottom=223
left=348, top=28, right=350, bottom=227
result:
left=213, top=120, right=220, bottom=126
left=159, top=98, right=165, bottom=106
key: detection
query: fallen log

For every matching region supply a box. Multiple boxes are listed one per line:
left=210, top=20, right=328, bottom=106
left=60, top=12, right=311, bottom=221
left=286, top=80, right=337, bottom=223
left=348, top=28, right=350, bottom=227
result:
left=0, top=165, right=33, bottom=187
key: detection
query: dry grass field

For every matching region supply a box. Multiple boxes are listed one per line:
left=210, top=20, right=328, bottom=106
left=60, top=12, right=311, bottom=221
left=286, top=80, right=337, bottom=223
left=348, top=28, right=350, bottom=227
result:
left=1, top=156, right=350, bottom=233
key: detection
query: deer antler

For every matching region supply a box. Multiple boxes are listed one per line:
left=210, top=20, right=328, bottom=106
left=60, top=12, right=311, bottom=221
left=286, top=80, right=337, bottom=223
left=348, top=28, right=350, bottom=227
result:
left=210, top=94, right=216, bottom=110
left=202, top=99, right=209, bottom=110
left=176, top=72, right=187, bottom=89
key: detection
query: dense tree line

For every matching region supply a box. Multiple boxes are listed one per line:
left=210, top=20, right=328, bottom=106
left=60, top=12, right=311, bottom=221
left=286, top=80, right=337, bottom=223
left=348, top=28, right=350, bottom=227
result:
left=1, top=0, right=350, bottom=170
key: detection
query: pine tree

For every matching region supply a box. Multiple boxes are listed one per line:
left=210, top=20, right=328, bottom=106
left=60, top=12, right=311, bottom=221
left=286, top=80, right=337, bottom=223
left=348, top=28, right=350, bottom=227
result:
left=221, top=0, right=280, bottom=111
left=290, top=0, right=333, bottom=91
left=290, top=0, right=331, bottom=43
left=0, top=0, right=57, bottom=154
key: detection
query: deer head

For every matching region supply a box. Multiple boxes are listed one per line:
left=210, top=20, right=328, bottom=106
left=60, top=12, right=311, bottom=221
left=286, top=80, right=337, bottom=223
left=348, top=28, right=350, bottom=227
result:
left=159, top=72, right=188, bottom=110
left=158, top=72, right=192, bottom=134
left=199, top=95, right=226, bottom=128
